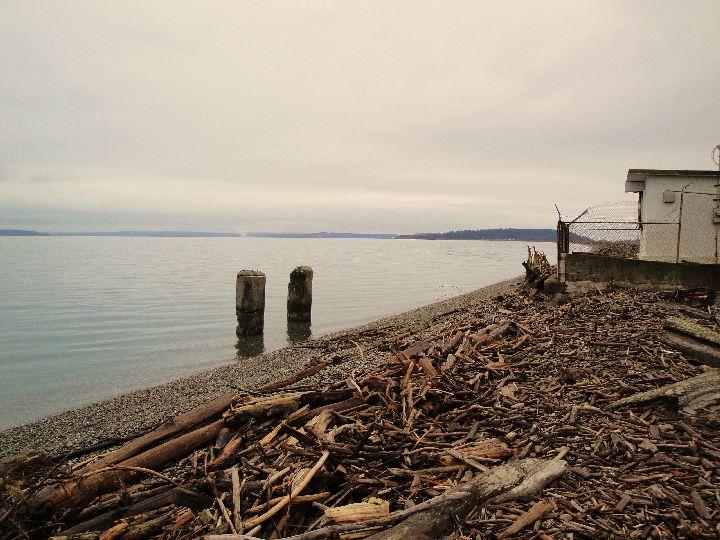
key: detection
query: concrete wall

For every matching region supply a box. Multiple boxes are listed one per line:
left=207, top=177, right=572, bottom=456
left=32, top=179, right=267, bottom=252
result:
left=560, top=252, right=720, bottom=290
left=627, top=175, right=718, bottom=263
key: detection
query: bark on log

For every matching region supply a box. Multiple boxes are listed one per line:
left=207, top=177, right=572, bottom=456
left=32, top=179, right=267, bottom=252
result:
left=31, top=419, right=225, bottom=514
left=660, top=332, right=720, bottom=368
left=608, top=369, right=720, bottom=415
left=664, top=317, right=720, bottom=347
left=78, top=393, right=236, bottom=474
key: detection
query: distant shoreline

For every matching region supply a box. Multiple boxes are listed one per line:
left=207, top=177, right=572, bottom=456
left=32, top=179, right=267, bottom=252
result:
left=1, top=228, right=557, bottom=241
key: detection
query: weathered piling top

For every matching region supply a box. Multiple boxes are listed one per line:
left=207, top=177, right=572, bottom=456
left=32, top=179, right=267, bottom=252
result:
left=236, top=270, right=265, bottom=277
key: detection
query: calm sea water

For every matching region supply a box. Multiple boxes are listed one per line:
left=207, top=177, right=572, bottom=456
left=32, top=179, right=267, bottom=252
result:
left=0, top=237, right=554, bottom=429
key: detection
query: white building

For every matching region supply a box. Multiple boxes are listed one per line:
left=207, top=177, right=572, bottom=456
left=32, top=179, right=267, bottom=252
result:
left=625, top=169, right=719, bottom=264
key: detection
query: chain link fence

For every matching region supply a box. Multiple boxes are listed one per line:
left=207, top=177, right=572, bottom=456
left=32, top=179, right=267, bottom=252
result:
left=559, top=192, right=719, bottom=264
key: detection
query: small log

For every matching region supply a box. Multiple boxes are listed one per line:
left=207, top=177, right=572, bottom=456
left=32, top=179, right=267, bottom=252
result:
left=223, top=393, right=307, bottom=427
left=417, top=357, right=437, bottom=377
left=323, top=498, right=390, bottom=524
left=61, top=487, right=211, bottom=534
left=31, top=419, right=225, bottom=513
left=691, top=490, right=711, bottom=520
left=660, top=332, right=720, bottom=368
left=440, top=438, right=512, bottom=465
left=224, top=390, right=354, bottom=427
left=78, top=393, right=236, bottom=473
left=664, top=317, right=720, bottom=347
left=441, top=332, right=464, bottom=355
left=401, top=340, right=432, bottom=358
left=608, top=369, right=720, bottom=415
left=105, top=509, right=177, bottom=540
left=230, top=466, right=241, bottom=531
left=256, top=362, right=331, bottom=393
left=287, top=396, right=365, bottom=427
left=662, top=303, right=719, bottom=322
left=499, top=499, right=553, bottom=538
left=367, top=459, right=565, bottom=539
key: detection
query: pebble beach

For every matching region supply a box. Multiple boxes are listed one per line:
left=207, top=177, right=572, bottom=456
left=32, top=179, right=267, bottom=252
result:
left=0, top=276, right=522, bottom=459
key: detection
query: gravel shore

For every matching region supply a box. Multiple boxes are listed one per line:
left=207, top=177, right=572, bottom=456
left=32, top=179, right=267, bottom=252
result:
left=0, top=276, right=522, bottom=458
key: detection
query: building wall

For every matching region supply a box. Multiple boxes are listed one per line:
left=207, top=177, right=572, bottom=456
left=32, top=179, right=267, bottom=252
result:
left=637, top=176, right=718, bottom=264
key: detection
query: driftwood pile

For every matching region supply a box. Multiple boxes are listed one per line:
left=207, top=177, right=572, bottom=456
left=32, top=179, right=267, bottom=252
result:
left=522, top=248, right=553, bottom=291
left=1, top=284, right=720, bottom=539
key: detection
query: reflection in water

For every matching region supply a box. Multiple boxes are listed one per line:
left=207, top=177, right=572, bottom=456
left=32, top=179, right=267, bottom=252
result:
left=0, top=236, right=556, bottom=428
left=235, top=335, right=265, bottom=359
left=287, top=322, right=312, bottom=345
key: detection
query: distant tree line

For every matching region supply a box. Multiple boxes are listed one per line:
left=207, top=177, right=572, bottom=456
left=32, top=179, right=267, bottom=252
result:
left=0, top=229, right=50, bottom=236
left=395, top=228, right=557, bottom=241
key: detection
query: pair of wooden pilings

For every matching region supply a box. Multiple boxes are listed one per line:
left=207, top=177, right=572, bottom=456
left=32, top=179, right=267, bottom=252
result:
left=236, top=266, right=313, bottom=336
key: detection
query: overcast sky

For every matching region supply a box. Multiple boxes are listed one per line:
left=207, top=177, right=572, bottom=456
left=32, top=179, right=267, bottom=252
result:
left=1, top=1, right=718, bottom=233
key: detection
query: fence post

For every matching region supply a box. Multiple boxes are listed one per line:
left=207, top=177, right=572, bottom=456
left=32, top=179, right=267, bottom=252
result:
left=236, top=270, right=266, bottom=337
left=557, top=221, right=569, bottom=260
left=676, top=191, right=684, bottom=263
left=287, top=266, right=313, bottom=323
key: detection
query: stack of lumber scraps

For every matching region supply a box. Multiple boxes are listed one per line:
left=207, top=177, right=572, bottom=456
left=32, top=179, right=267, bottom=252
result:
left=1, top=285, right=719, bottom=539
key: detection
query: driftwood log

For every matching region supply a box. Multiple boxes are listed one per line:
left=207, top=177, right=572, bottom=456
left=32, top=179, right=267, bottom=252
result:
left=608, top=369, right=720, bottom=415
left=367, top=458, right=567, bottom=540
left=77, top=393, right=237, bottom=474
left=660, top=332, right=720, bottom=368
left=32, top=391, right=354, bottom=514
left=256, top=362, right=331, bottom=393
left=60, top=486, right=211, bottom=534
left=32, top=419, right=225, bottom=514
left=664, top=316, right=720, bottom=347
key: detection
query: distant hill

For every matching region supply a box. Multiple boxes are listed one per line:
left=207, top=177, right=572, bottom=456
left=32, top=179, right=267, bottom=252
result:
left=247, top=232, right=396, bottom=239
left=0, top=229, right=50, bottom=236
left=51, top=231, right=244, bottom=237
left=1, top=228, right=558, bottom=241
left=395, top=228, right=556, bottom=241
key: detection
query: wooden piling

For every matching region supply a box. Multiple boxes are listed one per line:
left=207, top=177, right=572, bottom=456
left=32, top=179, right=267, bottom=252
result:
left=236, top=270, right=265, bottom=336
left=287, top=266, right=313, bottom=323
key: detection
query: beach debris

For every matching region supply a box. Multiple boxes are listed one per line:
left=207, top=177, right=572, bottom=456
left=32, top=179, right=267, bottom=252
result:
left=665, top=316, right=720, bottom=347
left=2, top=280, right=719, bottom=539
left=608, top=368, right=720, bottom=415
left=522, top=246, right=553, bottom=290
left=660, top=332, right=720, bottom=367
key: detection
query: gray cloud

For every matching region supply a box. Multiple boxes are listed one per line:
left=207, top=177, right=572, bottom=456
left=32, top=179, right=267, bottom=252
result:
left=1, top=1, right=718, bottom=232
